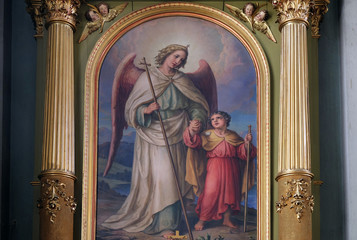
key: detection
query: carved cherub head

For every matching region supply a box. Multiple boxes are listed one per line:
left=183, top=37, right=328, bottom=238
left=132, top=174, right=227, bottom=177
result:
left=85, top=9, right=100, bottom=22
left=254, top=9, right=269, bottom=22
left=97, top=2, right=110, bottom=17
left=243, top=2, right=256, bottom=17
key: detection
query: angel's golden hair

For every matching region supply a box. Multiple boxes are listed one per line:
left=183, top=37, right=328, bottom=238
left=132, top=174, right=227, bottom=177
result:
left=155, top=44, right=189, bottom=69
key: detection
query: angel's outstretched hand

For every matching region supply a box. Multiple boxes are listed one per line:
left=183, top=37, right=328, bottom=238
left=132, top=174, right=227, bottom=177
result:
left=144, top=102, right=160, bottom=114
left=189, top=119, right=202, bottom=136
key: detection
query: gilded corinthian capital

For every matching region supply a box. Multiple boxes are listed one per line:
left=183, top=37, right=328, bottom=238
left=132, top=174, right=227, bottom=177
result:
left=26, top=0, right=45, bottom=38
left=272, top=0, right=314, bottom=30
left=44, top=0, right=81, bottom=29
left=311, top=0, right=330, bottom=38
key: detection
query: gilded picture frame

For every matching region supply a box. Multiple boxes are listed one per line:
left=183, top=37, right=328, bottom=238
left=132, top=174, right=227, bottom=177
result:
left=82, top=3, right=271, bottom=240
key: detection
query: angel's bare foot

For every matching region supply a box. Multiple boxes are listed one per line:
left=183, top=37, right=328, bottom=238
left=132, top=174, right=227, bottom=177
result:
left=223, top=219, right=238, bottom=229
left=194, top=220, right=205, bottom=231
left=162, top=231, right=175, bottom=239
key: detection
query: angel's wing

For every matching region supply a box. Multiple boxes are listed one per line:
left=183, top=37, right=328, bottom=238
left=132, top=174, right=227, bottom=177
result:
left=252, top=3, right=267, bottom=16
left=186, top=60, right=218, bottom=114
left=264, top=23, right=277, bottom=43
left=225, top=4, right=251, bottom=23
left=253, top=20, right=277, bottom=43
left=84, top=1, right=100, bottom=15
left=78, top=20, right=102, bottom=43
left=104, top=2, right=128, bottom=22
left=113, top=2, right=128, bottom=13
left=103, top=53, right=144, bottom=176
left=225, top=4, right=253, bottom=30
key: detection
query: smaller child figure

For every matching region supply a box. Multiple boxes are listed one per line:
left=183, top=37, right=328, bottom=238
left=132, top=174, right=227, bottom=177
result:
left=184, top=111, right=257, bottom=231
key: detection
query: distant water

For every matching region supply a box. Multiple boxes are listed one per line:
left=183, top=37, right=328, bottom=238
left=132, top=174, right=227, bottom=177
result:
left=114, top=183, right=258, bottom=210
left=242, top=184, right=257, bottom=209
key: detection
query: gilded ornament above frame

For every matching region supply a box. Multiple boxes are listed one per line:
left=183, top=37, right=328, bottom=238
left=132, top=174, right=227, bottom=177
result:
left=82, top=3, right=271, bottom=240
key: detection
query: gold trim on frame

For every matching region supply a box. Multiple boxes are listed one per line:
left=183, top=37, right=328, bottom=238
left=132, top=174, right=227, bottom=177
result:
left=82, top=3, right=271, bottom=240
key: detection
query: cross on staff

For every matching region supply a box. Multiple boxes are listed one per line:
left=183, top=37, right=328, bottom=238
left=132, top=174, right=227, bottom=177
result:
left=168, top=231, right=188, bottom=240
left=139, top=57, right=194, bottom=240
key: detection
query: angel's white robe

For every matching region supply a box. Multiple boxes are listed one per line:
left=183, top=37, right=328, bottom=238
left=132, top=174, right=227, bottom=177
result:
left=102, top=67, right=209, bottom=233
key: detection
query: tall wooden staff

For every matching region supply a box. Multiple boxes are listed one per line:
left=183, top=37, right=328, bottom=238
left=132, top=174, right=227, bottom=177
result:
left=140, top=58, right=194, bottom=240
left=243, top=125, right=252, bottom=232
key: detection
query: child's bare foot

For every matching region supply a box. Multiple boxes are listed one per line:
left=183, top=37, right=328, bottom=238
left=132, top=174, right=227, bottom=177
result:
left=223, top=219, right=238, bottom=229
left=162, top=231, right=175, bottom=239
left=194, top=220, right=205, bottom=231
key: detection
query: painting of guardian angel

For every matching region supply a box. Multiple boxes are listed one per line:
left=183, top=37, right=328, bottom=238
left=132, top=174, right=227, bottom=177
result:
left=95, top=16, right=258, bottom=240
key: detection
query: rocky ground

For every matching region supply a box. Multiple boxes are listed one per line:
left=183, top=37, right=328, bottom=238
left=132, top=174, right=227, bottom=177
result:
left=96, top=189, right=257, bottom=240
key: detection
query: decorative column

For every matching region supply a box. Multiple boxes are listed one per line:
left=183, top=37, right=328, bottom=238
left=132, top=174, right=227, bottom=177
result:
left=37, top=1, right=80, bottom=239
left=273, top=0, right=315, bottom=239
left=311, top=0, right=330, bottom=39
left=26, top=0, right=45, bottom=38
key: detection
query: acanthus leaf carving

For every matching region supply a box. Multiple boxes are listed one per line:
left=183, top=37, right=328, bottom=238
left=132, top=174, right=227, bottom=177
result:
left=273, top=0, right=314, bottom=26
left=37, top=179, right=77, bottom=224
left=276, top=178, right=314, bottom=223
left=44, top=0, right=81, bottom=27
left=310, top=0, right=330, bottom=38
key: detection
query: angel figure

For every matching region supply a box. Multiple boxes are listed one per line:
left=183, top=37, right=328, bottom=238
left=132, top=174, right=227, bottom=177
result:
left=226, top=3, right=277, bottom=43
left=252, top=10, right=277, bottom=43
left=78, top=9, right=102, bottom=43
left=101, top=44, right=217, bottom=239
left=97, top=2, right=128, bottom=24
left=78, top=2, right=128, bottom=43
left=225, top=3, right=256, bottom=29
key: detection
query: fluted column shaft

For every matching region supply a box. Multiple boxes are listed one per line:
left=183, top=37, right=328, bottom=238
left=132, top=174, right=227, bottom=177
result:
left=38, top=1, right=80, bottom=239
left=42, top=22, right=75, bottom=173
left=274, top=1, right=314, bottom=240
left=278, top=22, right=310, bottom=173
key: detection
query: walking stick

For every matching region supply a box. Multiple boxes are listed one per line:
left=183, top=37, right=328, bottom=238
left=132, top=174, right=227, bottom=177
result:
left=243, top=125, right=252, bottom=232
left=140, top=58, right=194, bottom=240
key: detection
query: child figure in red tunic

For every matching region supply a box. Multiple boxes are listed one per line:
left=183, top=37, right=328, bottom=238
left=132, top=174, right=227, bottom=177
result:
left=184, top=111, right=257, bottom=230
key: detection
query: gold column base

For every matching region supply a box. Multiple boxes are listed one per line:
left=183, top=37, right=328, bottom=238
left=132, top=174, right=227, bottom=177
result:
left=276, top=174, right=314, bottom=240
left=38, top=172, right=77, bottom=240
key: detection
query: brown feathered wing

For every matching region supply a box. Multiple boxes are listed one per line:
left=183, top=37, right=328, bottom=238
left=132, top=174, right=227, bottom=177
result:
left=103, top=53, right=144, bottom=176
left=187, top=60, right=218, bottom=115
